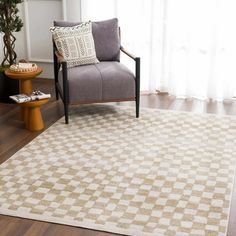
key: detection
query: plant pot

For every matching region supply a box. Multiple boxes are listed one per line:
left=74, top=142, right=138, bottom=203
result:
left=0, top=69, right=19, bottom=103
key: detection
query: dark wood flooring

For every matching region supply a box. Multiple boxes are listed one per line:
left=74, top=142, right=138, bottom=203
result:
left=0, top=78, right=236, bottom=235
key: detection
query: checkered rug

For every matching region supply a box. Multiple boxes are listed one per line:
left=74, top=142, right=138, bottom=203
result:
left=0, top=105, right=236, bottom=236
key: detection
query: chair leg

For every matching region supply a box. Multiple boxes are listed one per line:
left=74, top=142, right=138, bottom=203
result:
left=64, top=101, right=69, bottom=124
left=62, top=61, right=69, bottom=124
left=136, top=98, right=139, bottom=118
left=55, top=84, right=59, bottom=100
left=135, top=57, right=140, bottom=118
left=53, top=46, right=59, bottom=101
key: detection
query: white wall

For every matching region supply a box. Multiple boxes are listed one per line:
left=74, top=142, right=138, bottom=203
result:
left=0, top=0, right=81, bottom=78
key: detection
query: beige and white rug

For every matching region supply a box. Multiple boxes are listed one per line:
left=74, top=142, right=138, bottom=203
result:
left=0, top=105, right=236, bottom=236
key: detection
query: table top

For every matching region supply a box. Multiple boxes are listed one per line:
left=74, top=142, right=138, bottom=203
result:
left=4, top=67, right=43, bottom=80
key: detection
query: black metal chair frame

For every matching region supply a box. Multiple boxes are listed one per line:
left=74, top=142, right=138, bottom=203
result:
left=53, top=43, right=140, bottom=124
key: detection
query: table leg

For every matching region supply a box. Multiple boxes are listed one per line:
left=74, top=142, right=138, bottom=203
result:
left=27, top=106, right=44, bottom=131
left=20, top=79, right=32, bottom=95
left=19, top=79, right=32, bottom=122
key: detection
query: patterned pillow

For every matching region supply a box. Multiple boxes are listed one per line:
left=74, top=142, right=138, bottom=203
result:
left=50, top=22, right=99, bottom=68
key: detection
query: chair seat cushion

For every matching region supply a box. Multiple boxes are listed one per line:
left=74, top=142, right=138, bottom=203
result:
left=58, top=62, right=135, bottom=103
left=95, top=62, right=135, bottom=100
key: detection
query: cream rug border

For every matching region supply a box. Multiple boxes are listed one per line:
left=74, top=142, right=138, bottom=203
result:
left=0, top=208, right=161, bottom=236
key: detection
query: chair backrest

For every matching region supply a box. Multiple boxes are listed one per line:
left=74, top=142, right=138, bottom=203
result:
left=54, top=18, right=120, bottom=62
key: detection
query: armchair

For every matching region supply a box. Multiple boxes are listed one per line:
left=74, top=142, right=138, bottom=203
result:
left=53, top=18, right=140, bottom=124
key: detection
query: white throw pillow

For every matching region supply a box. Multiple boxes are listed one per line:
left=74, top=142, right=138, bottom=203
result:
left=50, top=22, right=99, bottom=68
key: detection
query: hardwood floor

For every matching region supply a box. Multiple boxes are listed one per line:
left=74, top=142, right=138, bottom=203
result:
left=0, top=78, right=236, bottom=236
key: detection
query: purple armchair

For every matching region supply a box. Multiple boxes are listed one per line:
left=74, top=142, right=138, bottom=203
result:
left=53, top=18, right=140, bottom=124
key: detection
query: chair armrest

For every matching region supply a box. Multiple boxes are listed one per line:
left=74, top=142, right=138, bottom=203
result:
left=120, top=45, right=140, bottom=103
left=55, top=51, right=66, bottom=64
left=55, top=50, right=68, bottom=84
left=120, top=46, right=137, bottom=61
left=53, top=45, right=68, bottom=99
left=120, top=46, right=140, bottom=111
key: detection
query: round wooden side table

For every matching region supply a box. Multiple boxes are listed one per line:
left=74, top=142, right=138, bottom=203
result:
left=5, top=68, right=49, bottom=132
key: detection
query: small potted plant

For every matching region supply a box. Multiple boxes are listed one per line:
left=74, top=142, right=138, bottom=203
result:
left=0, top=0, right=23, bottom=103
